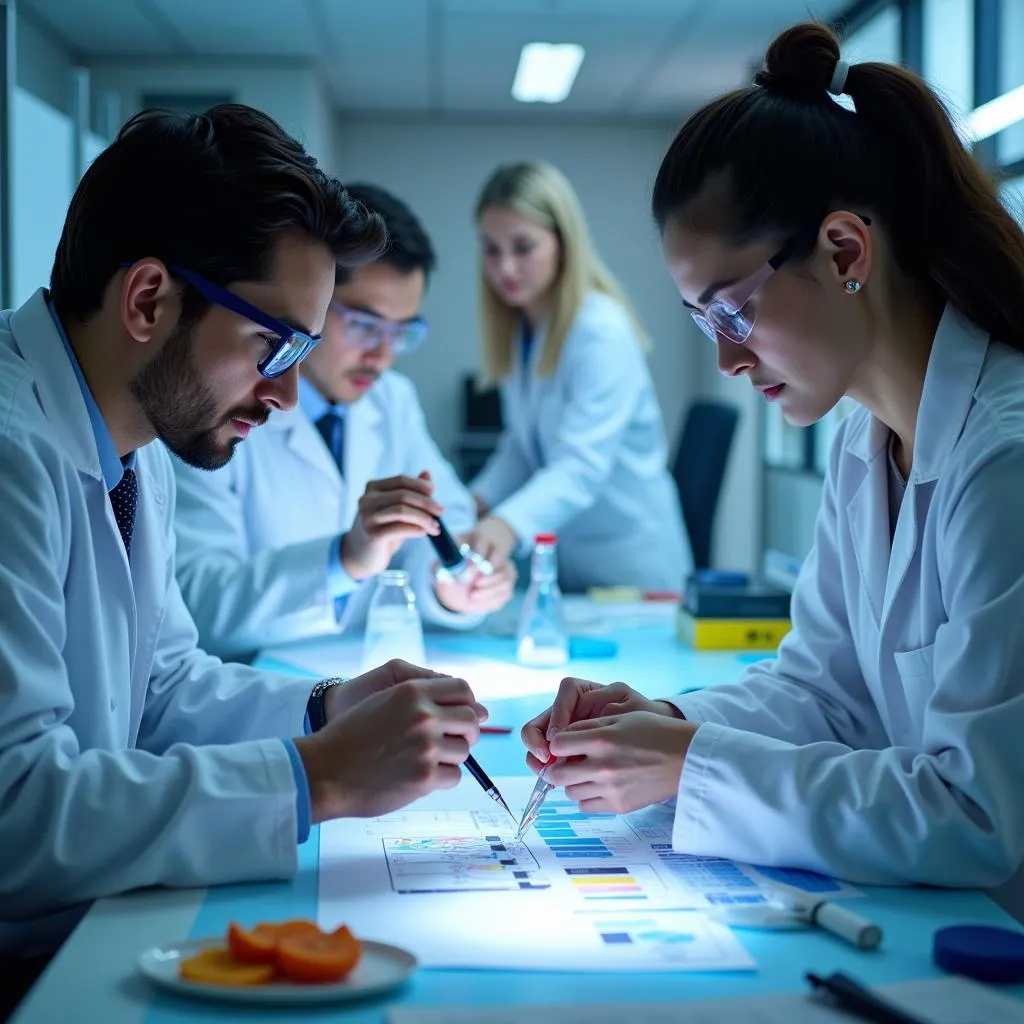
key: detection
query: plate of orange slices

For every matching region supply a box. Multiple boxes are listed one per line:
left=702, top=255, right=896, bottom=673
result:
left=137, top=919, right=417, bottom=1005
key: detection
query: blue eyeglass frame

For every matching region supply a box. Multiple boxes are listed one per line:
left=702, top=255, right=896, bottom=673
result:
left=120, top=262, right=323, bottom=378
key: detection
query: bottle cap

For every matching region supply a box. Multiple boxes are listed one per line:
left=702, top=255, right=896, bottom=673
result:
left=933, top=924, right=1024, bottom=983
left=535, top=533, right=557, bottom=544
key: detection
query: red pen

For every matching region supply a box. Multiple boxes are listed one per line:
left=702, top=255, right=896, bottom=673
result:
left=480, top=726, right=512, bottom=735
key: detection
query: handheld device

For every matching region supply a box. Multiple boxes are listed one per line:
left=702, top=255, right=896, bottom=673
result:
left=430, top=516, right=494, bottom=582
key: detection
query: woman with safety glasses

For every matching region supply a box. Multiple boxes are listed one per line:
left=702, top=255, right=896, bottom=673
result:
left=520, top=22, right=1024, bottom=910
left=173, top=183, right=517, bottom=660
left=467, top=161, right=691, bottom=592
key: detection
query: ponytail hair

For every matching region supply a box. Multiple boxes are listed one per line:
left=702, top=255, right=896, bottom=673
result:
left=651, top=21, right=1024, bottom=352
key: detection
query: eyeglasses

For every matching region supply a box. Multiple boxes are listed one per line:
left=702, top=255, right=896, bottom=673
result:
left=330, top=301, right=429, bottom=356
left=170, top=267, right=322, bottom=378
left=168, top=266, right=322, bottom=377
left=690, top=232, right=811, bottom=345
left=690, top=217, right=871, bottom=345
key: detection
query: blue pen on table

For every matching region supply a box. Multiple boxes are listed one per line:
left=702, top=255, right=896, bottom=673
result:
left=806, top=971, right=929, bottom=1024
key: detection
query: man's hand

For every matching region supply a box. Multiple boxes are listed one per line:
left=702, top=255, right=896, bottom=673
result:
left=543, top=711, right=698, bottom=814
left=434, top=556, right=517, bottom=616
left=322, top=658, right=489, bottom=722
left=522, top=677, right=682, bottom=766
left=462, top=515, right=517, bottom=567
left=295, top=676, right=487, bottom=821
left=342, top=471, right=442, bottom=581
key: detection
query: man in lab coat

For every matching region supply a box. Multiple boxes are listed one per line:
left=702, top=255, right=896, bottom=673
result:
left=0, top=106, right=487, bottom=1009
left=172, top=183, right=516, bottom=660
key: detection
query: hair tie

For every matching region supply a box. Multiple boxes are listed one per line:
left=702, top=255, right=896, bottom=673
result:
left=828, top=59, right=849, bottom=96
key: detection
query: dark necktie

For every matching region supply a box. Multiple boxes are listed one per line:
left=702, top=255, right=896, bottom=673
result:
left=315, top=411, right=350, bottom=624
left=316, top=410, right=345, bottom=477
left=109, top=467, right=138, bottom=557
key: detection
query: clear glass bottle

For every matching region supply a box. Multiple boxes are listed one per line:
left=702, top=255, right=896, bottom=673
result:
left=516, top=533, right=569, bottom=667
left=362, top=569, right=426, bottom=672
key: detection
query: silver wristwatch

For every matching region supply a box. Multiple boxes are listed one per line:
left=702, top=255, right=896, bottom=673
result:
left=306, top=676, right=348, bottom=732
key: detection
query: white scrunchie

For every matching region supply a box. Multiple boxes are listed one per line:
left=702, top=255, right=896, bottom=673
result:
left=829, top=58, right=849, bottom=96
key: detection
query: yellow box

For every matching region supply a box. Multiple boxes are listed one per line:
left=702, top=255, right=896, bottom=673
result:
left=677, top=610, right=791, bottom=650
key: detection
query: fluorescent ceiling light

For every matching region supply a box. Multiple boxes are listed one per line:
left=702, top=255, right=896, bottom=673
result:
left=966, top=83, right=1024, bottom=142
left=512, top=42, right=585, bottom=104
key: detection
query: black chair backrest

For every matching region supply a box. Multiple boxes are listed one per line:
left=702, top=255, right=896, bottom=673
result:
left=462, top=374, right=503, bottom=432
left=672, top=400, right=740, bottom=570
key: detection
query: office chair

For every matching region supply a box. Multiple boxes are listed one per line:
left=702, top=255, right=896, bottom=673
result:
left=453, top=374, right=504, bottom=482
left=672, top=400, right=740, bottom=570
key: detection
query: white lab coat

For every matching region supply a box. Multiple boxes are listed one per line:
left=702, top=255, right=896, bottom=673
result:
left=172, top=370, right=478, bottom=659
left=471, top=291, right=690, bottom=592
left=671, top=305, right=1024, bottom=897
left=0, top=291, right=308, bottom=956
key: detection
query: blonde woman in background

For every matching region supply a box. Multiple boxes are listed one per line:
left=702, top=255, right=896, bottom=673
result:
left=467, top=161, right=691, bottom=592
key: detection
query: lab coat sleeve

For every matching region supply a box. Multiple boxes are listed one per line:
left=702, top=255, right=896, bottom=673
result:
left=137, top=577, right=313, bottom=753
left=672, top=443, right=1024, bottom=888
left=0, top=439, right=299, bottom=920
left=173, top=457, right=358, bottom=658
left=470, top=403, right=534, bottom=511
left=489, top=306, right=644, bottom=542
left=390, top=376, right=484, bottom=631
left=671, top=431, right=889, bottom=750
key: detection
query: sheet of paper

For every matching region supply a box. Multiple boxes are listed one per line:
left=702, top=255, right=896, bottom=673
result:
left=264, top=637, right=564, bottom=700
left=387, top=975, right=1024, bottom=1024
left=318, top=777, right=858, bottom=972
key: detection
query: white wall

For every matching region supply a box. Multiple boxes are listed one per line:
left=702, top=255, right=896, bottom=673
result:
left=87, top=61, right=337, bottom=173
left=16, top=14, right=75, bottom=116
left=11, top=88, right=74, bottom=306
left=332, top=117, right=701, bottom=493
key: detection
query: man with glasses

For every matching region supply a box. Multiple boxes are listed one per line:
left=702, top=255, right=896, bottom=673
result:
left=173, top=184, right=516, bottom=660
left=0, top=109, right=489, bottom=1010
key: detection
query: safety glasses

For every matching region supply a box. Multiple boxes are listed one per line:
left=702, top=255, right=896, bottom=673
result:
left=330, top=301, right=429, bottom=356
left=167, top=265, right=322, bottom=377
left=690, top=232, right=810, bottom=345
left=690, top=217, right=870, bottom=345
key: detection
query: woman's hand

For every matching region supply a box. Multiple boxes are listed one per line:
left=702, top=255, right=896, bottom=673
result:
left=544, top=711, right=698, bottom=814
left=462, top=515, right=518, bottom=566
left=521, top=676, right=682, bottom=765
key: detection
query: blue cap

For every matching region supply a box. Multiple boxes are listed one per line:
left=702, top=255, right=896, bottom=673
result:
left=933, top=924, right=1024, bottom=983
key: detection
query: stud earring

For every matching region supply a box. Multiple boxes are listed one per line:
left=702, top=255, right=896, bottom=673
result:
left=844, top=279, right=862, bottom=293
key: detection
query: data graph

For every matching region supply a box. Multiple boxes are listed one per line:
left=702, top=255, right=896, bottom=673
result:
left=530, top=802, right=668, bottom=903
left=383, top=833, right=550, bottom=894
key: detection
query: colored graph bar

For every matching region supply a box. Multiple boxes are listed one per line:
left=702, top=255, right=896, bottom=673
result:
left=537, top=813, right=615, bottom=822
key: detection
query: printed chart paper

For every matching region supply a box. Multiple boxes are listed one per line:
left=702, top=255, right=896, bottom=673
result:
left=318, top=777, right=859, bottom=972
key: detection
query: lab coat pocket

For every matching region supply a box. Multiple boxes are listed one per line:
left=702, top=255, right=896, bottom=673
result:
left=893, top=642, right=936, bottom=740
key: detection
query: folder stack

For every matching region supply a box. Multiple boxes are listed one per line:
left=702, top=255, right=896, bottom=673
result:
left=677, top=573, right=792, bottom=650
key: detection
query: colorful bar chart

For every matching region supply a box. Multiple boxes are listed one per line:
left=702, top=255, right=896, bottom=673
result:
left=532, top=803, right=621, bottom=860
left=649, top=845, right=765, bottom=906
left=529, top=804, right=667, bottom=903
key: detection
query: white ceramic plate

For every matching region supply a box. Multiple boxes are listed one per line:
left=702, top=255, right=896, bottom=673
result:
left=137, top=936, right=418, bottom=1006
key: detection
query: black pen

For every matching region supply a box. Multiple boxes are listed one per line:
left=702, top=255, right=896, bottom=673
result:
left=806, top=971, right=929, bottom=1024
left=463, top=754, right=514, bottom=820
